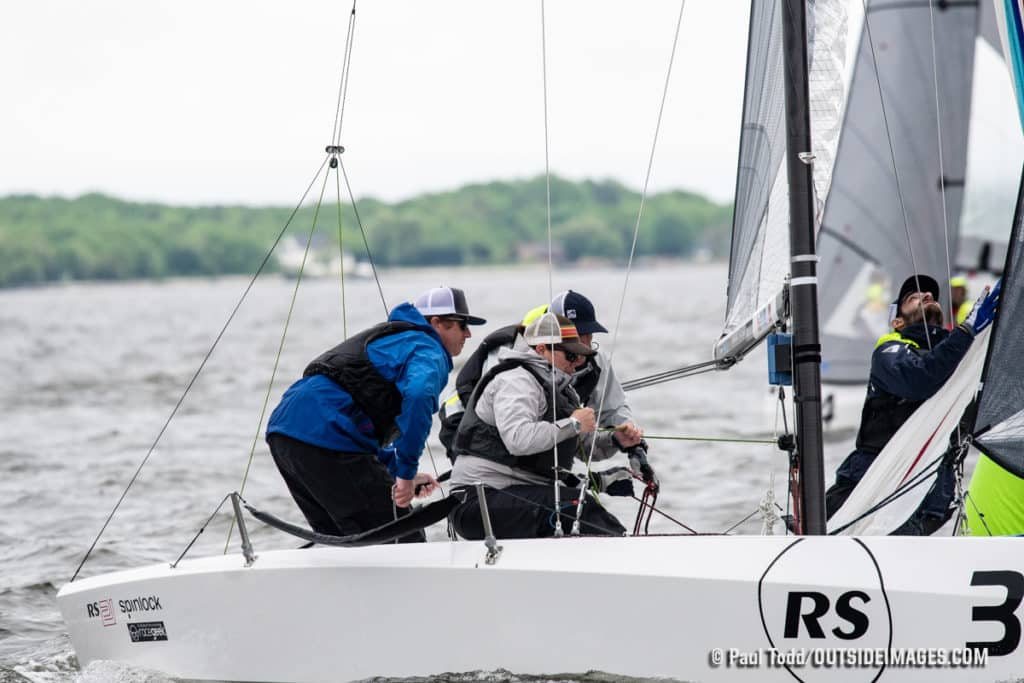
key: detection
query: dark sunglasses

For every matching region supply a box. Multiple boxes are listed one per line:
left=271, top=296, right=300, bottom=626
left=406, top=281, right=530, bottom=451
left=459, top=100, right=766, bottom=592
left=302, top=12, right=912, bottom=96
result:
left=552, top=345, right=579, bottom=362
left=441, top=316, right=469, bottom=330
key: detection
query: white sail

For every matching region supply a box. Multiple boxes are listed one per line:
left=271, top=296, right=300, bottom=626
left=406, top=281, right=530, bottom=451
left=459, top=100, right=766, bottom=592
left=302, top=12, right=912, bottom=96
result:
left=718, top=0, right=846, bottom=359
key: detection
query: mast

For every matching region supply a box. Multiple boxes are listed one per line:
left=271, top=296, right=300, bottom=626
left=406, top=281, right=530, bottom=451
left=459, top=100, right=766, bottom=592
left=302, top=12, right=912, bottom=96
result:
left=781, top=0, right=827, bottom=534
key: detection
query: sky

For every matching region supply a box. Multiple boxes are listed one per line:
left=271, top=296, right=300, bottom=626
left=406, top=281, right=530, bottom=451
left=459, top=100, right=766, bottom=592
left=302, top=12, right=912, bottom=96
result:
left=1, top=1, right=754, bottom=206
left=2, top=1, right=1022, bottom=208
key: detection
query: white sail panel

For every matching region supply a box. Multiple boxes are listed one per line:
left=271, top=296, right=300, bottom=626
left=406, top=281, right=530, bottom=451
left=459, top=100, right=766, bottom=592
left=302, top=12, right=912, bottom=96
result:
left=722, top=0, right=847, bottom=344
left=828, top=327, right=990, bottom=535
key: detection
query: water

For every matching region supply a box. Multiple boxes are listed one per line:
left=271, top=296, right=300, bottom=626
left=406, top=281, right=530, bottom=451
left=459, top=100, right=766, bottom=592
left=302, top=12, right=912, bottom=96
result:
left=0, top=263, right=858, bottom=682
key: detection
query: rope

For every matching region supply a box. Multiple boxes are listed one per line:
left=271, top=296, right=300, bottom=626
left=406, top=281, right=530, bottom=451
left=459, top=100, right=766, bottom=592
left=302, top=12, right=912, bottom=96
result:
left=69, top=158, right=330, bottom=583
left=226, top=161, right=335, bottom=553
left=172, top=493, right=232, bottom=568
left=573, top=0, right=687, bottom=533
left=723, top=508, right=761, bottom=535
left=610, top=436, right=770, bottom=446
left=827, top=446, right=951, bottom=535
left=964, top=490, right=993, bottom=537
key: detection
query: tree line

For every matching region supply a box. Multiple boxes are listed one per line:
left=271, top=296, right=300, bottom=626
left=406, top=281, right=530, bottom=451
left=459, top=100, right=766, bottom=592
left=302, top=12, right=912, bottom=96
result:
left=0, top=176, right=731, bottom=288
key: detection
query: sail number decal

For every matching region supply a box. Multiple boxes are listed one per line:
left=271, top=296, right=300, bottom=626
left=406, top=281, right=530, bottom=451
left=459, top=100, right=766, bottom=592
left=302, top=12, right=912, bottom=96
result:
left=968, top=571, right=1024, bottom=656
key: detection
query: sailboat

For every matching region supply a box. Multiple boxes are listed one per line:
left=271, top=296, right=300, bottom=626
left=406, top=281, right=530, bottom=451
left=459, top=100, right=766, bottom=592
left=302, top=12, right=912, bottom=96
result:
left=55, top=1, right=1024, bottom=682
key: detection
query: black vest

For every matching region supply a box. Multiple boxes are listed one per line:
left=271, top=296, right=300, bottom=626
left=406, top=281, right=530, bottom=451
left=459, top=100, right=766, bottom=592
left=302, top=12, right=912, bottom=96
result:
left=454, top=323, right=520, bottom=403
left=854, top=324, right=946, bottom=455
left=454, top=358, right=580, bottom=480
left=572, top=356, right=602, bottom=406
left=303, top=320, right=434, bottom=445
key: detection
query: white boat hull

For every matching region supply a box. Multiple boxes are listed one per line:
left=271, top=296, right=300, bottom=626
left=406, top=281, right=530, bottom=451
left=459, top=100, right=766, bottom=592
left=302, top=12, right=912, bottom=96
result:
left=57, top=535, right=1024, bottom=682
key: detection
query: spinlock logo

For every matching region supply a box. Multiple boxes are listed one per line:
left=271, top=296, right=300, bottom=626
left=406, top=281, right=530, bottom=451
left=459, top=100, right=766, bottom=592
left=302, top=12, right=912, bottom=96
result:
left=86, top=598, right=116, bottom=626
left=119, top=595, right=163, bottom=619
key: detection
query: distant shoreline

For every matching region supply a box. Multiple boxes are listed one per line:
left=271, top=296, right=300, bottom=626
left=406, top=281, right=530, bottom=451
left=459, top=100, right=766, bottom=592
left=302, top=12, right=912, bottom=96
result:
left=0, top=177, right=732, bottom=289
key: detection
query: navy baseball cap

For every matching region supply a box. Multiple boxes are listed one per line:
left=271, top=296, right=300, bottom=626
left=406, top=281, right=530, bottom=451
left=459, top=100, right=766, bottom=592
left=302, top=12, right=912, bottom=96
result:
left=413, top=287, right=487, bottom=325
left=549, top=290, right=608, bottom=335
left=894, top=275, right=940, bottom=306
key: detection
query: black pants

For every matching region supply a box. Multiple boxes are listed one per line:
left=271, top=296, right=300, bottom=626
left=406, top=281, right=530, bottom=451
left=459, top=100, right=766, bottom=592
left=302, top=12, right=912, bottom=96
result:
left=451, top=484, right=626, bottom=540
left=267, top=432, right=423, bottom=542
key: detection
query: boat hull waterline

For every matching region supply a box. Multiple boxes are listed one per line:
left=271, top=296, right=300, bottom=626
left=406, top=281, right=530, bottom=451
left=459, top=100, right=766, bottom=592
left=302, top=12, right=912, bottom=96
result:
left=57, top=535, right=1024, bottom=682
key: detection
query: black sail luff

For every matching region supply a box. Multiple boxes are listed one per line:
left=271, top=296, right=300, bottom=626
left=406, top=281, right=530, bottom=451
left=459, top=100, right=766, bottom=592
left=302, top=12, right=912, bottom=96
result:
left=973, top=167, right=1024, bottom=478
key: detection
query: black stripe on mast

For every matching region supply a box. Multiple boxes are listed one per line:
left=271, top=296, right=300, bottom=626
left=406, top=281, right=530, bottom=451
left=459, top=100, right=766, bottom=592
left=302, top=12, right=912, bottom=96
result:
left=782, top=0, right=827, bottom=535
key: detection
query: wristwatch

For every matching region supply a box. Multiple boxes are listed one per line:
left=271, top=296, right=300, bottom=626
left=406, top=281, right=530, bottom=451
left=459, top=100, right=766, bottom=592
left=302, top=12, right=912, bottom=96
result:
left=569, top=416, right=582, bottom=434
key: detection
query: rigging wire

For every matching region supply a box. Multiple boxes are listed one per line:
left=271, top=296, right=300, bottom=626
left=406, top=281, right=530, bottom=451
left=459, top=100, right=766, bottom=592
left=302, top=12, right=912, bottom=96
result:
left=226, top=160, right=336, bottom=554
left=330, top=4, right=357, bottom=339
left=538, top=0, right=565, bottom=537
left=858, top=0, right=934, bottom=350
left=620, top=358, right=730, bottom=391
left=926, top=0, right=956, bottom=319
left=330, top=3, right=358, bottom=147
left=69, top=158, right=331, bottom=583
left=335, top=165, right=349, bottom=339
left=338, top=159, right=388, bottom=312
left=572, top=0, right=687, bottom=534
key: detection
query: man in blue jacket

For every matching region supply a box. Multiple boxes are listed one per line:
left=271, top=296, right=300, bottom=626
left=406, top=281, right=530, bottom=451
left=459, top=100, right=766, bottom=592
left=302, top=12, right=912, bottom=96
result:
left=266, top=286, right=485, bottom=539
left=825, top=274, right=1000, bottom=534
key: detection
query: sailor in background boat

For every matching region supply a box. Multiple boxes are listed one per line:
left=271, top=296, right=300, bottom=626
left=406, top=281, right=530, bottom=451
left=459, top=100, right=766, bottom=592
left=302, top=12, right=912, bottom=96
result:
left=949, top=275, right=972, bottom=326
left=447, top=312, right=643, bottom=539
left=265, top=286, right=485, bottom=540
left=825, top=274, right=1000, bottom=535
left=438, top=289, right=657, bottom=486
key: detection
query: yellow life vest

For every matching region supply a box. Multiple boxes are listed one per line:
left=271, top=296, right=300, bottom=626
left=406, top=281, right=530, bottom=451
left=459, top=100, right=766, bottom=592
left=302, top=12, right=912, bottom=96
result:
left=956, top=301, right=972, bottom=325
left=874, top=332, right=920, bottom=349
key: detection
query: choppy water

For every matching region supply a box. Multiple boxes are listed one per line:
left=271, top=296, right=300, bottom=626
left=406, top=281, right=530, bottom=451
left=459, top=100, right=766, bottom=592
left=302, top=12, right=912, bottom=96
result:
left=0, top=263, right=860, bottom=682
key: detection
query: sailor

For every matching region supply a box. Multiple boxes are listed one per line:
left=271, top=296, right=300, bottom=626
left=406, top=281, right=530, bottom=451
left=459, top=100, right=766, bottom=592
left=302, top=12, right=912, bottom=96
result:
left=265, top=286, right=485, bottom=539
left=448, top=312, right=643, bottom=539
left=825, top=274, right=1000, bottom=535
left=438, top=289, right=655, bottom=485
left=950, top=275, right=972, bottom=326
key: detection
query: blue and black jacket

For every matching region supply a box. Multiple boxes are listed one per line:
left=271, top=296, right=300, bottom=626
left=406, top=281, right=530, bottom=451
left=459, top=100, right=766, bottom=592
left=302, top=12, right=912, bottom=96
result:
left=267, top=303, right=453, bottom=480
left=854, top=322, right=974, bottom=454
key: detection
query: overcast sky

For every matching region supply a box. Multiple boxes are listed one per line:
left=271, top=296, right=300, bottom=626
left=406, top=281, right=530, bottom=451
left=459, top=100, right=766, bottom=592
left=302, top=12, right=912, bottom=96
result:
left=1, top=1, right=756, bottom=206
left=2, top=1, right=1021, bottom=208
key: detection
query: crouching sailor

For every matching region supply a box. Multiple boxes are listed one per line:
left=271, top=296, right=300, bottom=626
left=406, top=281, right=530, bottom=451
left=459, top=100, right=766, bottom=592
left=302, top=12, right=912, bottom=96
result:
left=449, top=312, right=642, bottom=539
left=266, top=286, right=484, bottom=540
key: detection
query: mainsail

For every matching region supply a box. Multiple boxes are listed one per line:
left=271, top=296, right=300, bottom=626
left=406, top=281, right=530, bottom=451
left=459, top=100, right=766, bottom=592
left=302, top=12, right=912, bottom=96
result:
left=817, top=0, right=988, bottom=384
left=716, top=0, right=846, bottom=360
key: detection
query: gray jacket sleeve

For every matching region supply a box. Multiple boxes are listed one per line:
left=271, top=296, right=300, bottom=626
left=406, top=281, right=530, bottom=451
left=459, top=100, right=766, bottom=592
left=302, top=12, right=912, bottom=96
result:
left=482, top=368, right=577, bottom=456
left=578, top=429, right=621, bottom=462
left=586, top=352, right=633, bottom=426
